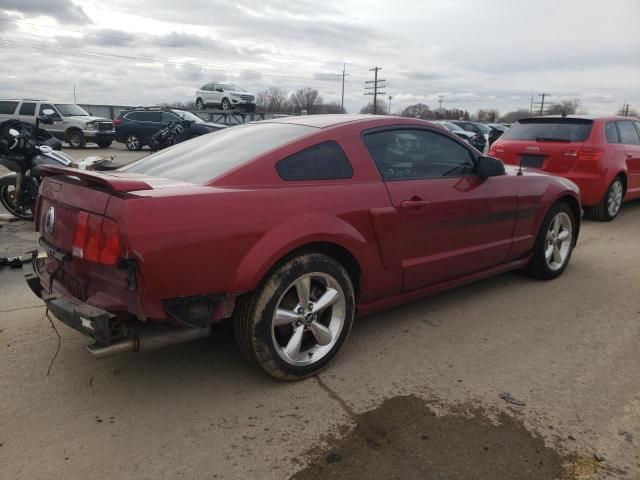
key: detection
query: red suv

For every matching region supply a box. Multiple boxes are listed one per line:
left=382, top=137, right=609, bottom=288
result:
left=489, top=116, right=640, bottom=221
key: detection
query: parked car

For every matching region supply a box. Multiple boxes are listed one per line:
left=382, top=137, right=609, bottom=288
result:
left=489, top=115, right=640, bottom=221
left=195, top=82, right=256, bottom=111
left=114, top=107, right=226, bottom=151
left=24, top=114, right=580, bottom=379
left=432, top=120, right=485, bottom=151
left=450, top=120, right=490, bottom=153
left=0, top=99, right=115, bottom=148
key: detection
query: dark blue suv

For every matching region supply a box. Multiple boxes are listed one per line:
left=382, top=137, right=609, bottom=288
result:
left=114, top=107, right=226, bottom=151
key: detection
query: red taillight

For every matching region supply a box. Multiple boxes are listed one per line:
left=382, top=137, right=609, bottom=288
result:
left=72, top=210, right=122, bottom=265
left=564, top=147, right=603, bottom=161
left=113, top=118, right=123, bottom=126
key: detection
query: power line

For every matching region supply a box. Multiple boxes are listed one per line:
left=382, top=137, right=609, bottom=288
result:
left=364, top=66, right=385, bottom=114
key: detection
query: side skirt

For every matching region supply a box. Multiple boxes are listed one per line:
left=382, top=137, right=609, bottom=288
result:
left=357, top=256, right=531, bottom=317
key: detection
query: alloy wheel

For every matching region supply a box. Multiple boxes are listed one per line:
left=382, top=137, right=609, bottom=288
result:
left=271, top=272, right=346, bottom=366
left=607, top=180, right=623, bottom=218
left=544, top=212, right=573, bottom=271
left=126, top=135, right=139, bottom=150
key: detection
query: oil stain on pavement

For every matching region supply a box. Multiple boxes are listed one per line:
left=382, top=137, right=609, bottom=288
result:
left=291, top=395, right=601, bottom=480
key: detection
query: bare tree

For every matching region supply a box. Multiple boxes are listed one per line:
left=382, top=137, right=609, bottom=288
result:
left=617, top=106, right=638, bottom=117
left=546, top=99, right=581, bottom=116
left=498, top=109, right=531, bottom=123
left=476, top=109, right=500, bottom=122
left=317, top=102, right=346, bottom=114
left=360, top=100, right=388, bottom=115
left=400, top=103, right=431, bottom=119
left=290, top=88, right=324, bottom=114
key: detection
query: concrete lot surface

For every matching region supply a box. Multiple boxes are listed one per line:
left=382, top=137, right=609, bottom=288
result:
left=0, top=147, right=639, bottom=479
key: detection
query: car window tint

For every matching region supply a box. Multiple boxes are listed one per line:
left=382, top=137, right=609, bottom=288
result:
left=123, top=123, right=317, bottom=184
left=19, top=103, right=36, bottom=116
left=276, top=141, right=352, bottom=181
left=605, top=122, right=620, bottom=143
left=125, top=112, right=141, bottom=120
left=142, top=112, right=162, bottom=122
left=162, top=112, right=181, bottom=123
left=364, top=129, right=475, bottom=181
left=617, top=120, right=640, bottom=145
left=502, top=119, right=593, bottom=142
left=0, top=101, right=19, bottom=114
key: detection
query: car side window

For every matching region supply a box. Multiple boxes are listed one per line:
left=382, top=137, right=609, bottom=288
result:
left=617, top=121, right=640, bottom=145
left=364, top=129, right=476, bottom=181
left=162, top=112, right=181, bottom=123
left=0, top=101, right=19, bottom=114
left=19, top=102, right=36, bottom=116
left=604, top=122, right=620, bottom=143
left=126, top=112, right=142, bottom=121
left=142, top=112, right=162, bottom=122
left=276, top=141, right=353, bottom=181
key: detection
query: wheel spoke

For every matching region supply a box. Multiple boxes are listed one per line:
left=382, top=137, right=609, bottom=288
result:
left=553, top=245, right=562, bottom=264
left=284, top=325, right=304, bottom=360
left=545, top=245, right=554, bottom=261
left=295, top=277, right=311, bottom=308
left=552, top=217, right=561, bottom=235
left=558, top=230, right=570, bottom=241
left=312, top=288, right=339, bottom=313
left=310, top=321, right=333, bottom=346
left=274, top=308, right=299, bottom=327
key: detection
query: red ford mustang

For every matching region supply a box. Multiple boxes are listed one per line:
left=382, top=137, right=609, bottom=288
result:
left=24, top=115, right=581, bottom=379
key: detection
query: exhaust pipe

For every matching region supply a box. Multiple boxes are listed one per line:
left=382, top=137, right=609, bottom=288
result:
left=87, top=325, right=211, bottom=359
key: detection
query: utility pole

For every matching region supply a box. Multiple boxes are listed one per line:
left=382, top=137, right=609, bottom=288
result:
left=538, top=93, right=549, bottom=115
left=438, top=94, right=444, bottom=111
left=529, top=92, right=534, bottom=114
left=364, top=66, right=386, bottom=114
left=621, top=103, right=630, bottom=116
left=73, top=84, right=77, bottom=104
left=341, top=63, right=350, bottom=110
left=388, top=96, right=393, bottom=115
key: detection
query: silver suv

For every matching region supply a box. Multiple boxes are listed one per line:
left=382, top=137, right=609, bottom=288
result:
left=195, top=83, right=256, bottom=112
left=0, top=99, right=115, bottom=148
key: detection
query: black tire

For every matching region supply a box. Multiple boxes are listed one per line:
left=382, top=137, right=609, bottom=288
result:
left=0, top=183, right=35, bottom=220
left=221, top=98, right=231, bottom=111
left=96, top=140, right=112, bottom=148
left=196, top=98, right=205, bottom=110
left=525, top=202, right=576, bottom=279
left=589, top=176, right=624, bottom=222
left=125, top=132, right=142, bottom=151
left=234, top=253, right=355, bottom=380
left=67, top=130, right=86, bottom=149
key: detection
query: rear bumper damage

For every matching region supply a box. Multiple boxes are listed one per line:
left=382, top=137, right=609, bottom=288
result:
left=22, top=252, right=212, bottom=358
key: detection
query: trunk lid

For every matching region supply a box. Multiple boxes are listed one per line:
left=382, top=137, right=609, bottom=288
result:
left=491, top=117, right=593, bottom=173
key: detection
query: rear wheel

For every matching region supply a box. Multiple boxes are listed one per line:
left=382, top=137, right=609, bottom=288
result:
left=67, top=130, right=86, bottom=149
left=196, top=98, right=205, bottom=110
left=526, top=202, right=576, bottom=279
left=234, top=253, right=355, bottom=380
left=221, top=98, right=231, bottom=111
left=589, top=176, right=624, bottom=221
left=0, top=183, right=35, bottom=220
left=125, top=132, right=142, bottom=151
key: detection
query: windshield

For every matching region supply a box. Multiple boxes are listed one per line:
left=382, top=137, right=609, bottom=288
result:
left=122, top=122, right=317, bottom=184
left=173, top=110, right=204, bottom=123
left=502, top=119, right=593, bottom=142
left=474, top=123, right=491, bottom=134
left=221, top=83, right=246, bottom=92
left=54, top=104, right=90, bottom=116
left=441, top=122, right=465, bottom=133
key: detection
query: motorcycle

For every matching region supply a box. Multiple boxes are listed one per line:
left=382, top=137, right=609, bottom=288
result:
left=149, top=121, right=187, bottom=151
left=0, top=109, right=118, bottom=220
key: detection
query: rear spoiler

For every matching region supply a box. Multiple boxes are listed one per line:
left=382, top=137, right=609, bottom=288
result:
left=38, top=165, right=153, bottom=192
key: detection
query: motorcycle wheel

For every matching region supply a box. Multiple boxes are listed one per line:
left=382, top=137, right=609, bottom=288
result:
left=0, top=183, right=35, bottom=220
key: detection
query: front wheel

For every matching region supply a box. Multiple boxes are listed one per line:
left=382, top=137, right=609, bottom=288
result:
left=0, top=183, right=35, bottom=220
left=221, top=98, right=231, bottom=111
left=589, top=176, right=624, bottom=221
left=525, top=202, right=576, bottom=279
left=196, top=98, right=205, bottom=110
left=234, top=253, right=355, bottom=380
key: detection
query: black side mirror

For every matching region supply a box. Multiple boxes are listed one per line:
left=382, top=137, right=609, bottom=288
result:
left=476, top=156, right=505, bottom=177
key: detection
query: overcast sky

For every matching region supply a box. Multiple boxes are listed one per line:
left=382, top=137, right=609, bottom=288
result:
left=0, top=0, right=638, bottom=115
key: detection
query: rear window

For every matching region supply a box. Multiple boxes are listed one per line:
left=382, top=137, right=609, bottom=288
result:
left=0, top=101, right=18, bottom=114
left=502, top=119, right=593, bottom=142
left=123, top=122, right=317, bottom=184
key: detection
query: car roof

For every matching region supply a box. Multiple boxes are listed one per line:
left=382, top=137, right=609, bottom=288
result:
left=521, top=114, right=634, bottom=122
left=262, top=114, right=396, bottom=129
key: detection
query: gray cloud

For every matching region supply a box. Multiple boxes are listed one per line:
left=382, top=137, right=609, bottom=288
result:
left=0, top=0, right=92, bottom=24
